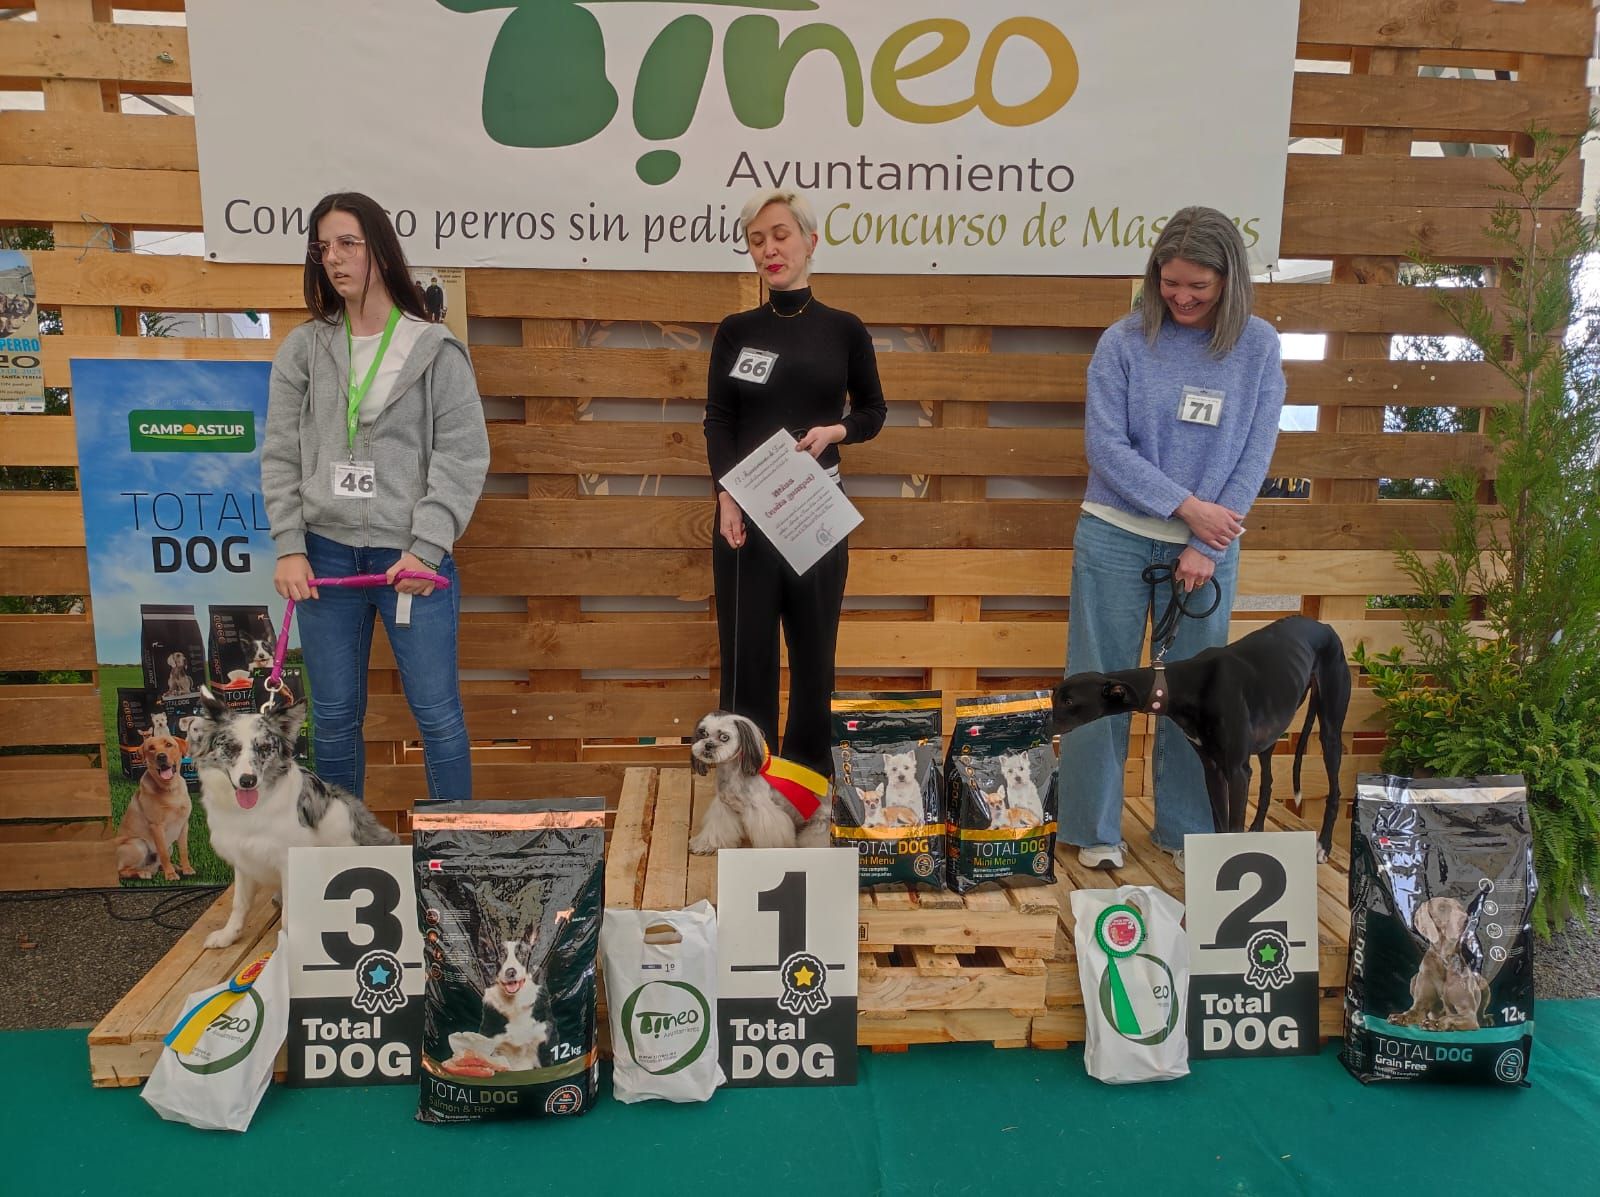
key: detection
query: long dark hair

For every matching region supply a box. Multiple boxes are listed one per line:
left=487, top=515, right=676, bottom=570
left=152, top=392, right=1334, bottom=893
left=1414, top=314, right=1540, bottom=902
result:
left=302, top=192, right=428, bottom=324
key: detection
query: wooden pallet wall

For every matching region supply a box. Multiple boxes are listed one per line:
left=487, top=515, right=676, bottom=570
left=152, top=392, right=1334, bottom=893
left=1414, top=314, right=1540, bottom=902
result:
left=0, top=0, right=1591, bottom=886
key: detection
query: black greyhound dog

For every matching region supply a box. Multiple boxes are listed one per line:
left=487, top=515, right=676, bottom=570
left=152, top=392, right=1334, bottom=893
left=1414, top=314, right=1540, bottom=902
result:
left=1051, top=615, right=1351, bottom=862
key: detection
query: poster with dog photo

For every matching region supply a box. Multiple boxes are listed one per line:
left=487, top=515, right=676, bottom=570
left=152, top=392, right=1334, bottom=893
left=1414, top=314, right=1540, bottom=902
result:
left=0, top=249, right=43, bottom=413
left=72, top=359, right=306, bottom=887
left=407, top=266, right=467, bottom=345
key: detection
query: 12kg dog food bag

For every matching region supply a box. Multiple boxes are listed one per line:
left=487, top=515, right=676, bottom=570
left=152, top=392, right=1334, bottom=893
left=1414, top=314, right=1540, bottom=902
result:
left=945, top=692, right=1058, bottom=893
left=207, top=604, right=275, bottom=702
left=601, top=901, right=726, bottom=1104
left=413, top=799, right=605, bottom=1122
left=116, top=688, right=153, bottom=778
left=1342, top=775, right=1535, bottom=1086
left=829, top=691, right=945, bottom=888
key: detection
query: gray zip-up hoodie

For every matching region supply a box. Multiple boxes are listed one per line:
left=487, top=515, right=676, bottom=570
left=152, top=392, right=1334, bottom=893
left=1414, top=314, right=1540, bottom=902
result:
left=262, top=318, right=490, bottom=565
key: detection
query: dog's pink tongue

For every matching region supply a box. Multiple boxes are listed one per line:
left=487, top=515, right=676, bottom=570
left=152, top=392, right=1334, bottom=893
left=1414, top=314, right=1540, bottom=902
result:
left=158, top=766, right=176, bottom=781
left=235, top=787, right=259, bottom=810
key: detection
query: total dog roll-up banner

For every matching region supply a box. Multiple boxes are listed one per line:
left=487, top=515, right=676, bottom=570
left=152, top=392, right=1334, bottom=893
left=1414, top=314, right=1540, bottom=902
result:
left=187, top=1, right=1299, bottom=274
left=72, top=360, right=296, bottom=888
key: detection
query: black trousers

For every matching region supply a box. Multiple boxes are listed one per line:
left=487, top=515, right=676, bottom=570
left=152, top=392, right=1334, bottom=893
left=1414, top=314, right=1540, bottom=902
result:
left=711, top=524, right=848, bottom=777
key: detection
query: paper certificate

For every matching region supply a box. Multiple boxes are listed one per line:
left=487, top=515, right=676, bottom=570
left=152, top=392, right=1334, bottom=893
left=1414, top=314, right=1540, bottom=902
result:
left=719, top=431, right=863, bottom=576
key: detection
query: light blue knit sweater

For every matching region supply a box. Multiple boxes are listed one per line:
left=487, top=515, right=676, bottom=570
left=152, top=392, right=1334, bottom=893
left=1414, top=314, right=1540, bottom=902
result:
left=1083, top=312, right=1287, bottom=561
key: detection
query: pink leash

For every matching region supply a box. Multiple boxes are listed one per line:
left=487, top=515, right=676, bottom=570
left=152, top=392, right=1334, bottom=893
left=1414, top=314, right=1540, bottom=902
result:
left=262, top=570, right=450, bottom=708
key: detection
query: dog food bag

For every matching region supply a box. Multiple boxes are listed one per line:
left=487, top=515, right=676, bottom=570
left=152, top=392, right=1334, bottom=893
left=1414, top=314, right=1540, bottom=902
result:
left=412, top=798, right=605, bottom=1123
left=600, top=901, right=726, bottom=1104
left=1342, top=774, right=1535, bottom=1087
left=141, top=603, right=205, bottom=701
left=207, top=603, right=274, bottom=696
left=161, top=693, right=204, bottom=790
left=116, top=688, right=153, bottom=778
left=142, top=932, right=289, bottom=1132
left=945, top=691, right=1059, bottom=893
left=1072, top=887, right=1191, bottom=1084
left=829, top=691, right=945, bottom=888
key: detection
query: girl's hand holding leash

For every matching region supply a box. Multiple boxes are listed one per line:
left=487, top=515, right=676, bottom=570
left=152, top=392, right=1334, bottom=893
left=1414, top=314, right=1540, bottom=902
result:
left=1173, top=546, right=1216, bottom=592
left=274, top=554, right=319, bottom=601
left=388, top=552, right=438, bottom=596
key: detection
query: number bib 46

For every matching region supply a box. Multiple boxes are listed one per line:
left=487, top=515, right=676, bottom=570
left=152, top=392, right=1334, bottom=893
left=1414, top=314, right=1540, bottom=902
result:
left=332, top=460, right=376, bottom=499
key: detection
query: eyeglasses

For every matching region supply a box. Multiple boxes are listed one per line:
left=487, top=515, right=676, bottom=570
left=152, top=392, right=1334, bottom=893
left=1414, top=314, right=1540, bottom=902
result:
left=307, top=236, right=366, bottom=263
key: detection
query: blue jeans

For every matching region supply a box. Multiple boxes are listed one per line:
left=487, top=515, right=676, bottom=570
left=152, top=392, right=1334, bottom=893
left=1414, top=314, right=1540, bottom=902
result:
left=1060, top=514, right=1239, bottom=851
left=297, top=532, right=471, bottom=801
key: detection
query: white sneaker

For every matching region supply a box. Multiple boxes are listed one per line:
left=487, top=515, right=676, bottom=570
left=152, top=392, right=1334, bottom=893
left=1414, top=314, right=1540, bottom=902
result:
left=1164, top=846, right=1185, bottom=873
left=1078, top=842, right=1126, bottom=870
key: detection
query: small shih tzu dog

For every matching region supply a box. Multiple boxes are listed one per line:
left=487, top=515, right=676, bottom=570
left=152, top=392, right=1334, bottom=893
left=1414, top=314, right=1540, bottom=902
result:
left=687, top=711, right=830, bottom=853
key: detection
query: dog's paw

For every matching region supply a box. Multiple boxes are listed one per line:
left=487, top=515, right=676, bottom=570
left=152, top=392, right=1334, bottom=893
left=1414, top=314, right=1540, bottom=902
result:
left=203, top=928, right=240, bottom=951
left=161, top=869, right=179, bottom=882
left=1316, top=843, right=1330, bottom=865
left=179, top=865, right=196, bottom=876
left=688, top=835, right=717, bottom=856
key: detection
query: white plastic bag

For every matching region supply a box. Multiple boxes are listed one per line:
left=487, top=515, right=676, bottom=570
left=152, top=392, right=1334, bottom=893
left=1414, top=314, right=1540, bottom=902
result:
left=1071, top=886, right=1190, bottom=1084
left=600, top=901, right=725, bottom=1104
left=142, top=931, right=289, bottom=1131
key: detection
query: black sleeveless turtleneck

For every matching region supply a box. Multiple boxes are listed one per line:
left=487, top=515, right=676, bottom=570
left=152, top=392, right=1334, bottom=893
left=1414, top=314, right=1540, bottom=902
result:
left=704, top=287, right=887, bottom=489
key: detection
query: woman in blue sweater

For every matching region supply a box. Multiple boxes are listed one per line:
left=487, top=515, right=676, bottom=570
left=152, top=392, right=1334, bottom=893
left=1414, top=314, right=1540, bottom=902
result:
left=1063, top=206, right=1286, bottom=872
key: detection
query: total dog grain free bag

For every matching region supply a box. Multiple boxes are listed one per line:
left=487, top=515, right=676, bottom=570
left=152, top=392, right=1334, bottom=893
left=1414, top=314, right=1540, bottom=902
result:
left=412, top=799, right=604, bottom=1123
left=600, top=901, right=726, bottom=1104
left=1342, top=775, right=1535, bottom=1087
left=141, top=603, right=205, bottom=701
left=829, top=691, right=944, bottom=888
left=945, top=692, right=1058, bottom=893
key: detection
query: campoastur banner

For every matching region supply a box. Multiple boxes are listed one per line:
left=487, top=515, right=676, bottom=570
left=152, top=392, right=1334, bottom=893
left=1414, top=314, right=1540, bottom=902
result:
left=188, top=0, right=1299, bottom=274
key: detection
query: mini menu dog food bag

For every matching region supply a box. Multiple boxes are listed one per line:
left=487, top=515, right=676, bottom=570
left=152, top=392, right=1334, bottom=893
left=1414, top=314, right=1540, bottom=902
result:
left=945, top=692, right=1058, bottom=893
left=412, top=799, right=605, bottom=1123
left=829, top=691, right=945, bottom=888
left=600, top=901, right=726, bottom=1104
left=1072, top=887, right=1190, bottom=1084
left=1342, top=775, right=1535, bottom=1086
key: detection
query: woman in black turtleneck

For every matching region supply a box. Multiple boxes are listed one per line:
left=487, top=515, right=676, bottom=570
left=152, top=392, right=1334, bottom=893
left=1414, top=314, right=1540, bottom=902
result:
left=703, top=188, right=887, bottom=775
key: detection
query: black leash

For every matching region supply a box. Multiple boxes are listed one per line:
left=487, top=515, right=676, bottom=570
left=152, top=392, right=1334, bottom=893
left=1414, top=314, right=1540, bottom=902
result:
left=1142, top=560, right=1221, bottom=665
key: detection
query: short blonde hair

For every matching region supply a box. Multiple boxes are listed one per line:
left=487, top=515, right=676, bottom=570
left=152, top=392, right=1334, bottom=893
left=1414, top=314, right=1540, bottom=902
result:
left=739, top=188, right=818, bottom=239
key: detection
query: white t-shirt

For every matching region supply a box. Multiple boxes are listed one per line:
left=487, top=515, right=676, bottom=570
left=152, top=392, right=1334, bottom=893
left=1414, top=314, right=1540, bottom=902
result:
left=350, top=315, right=429, bottom=425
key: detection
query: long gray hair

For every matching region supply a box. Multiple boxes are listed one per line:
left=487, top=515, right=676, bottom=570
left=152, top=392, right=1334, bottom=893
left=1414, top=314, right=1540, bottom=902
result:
left=1138, top=206, right=1253, bottom=356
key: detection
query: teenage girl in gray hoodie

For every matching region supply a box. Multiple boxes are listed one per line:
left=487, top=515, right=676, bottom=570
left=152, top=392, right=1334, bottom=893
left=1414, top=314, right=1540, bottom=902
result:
left=262, top=192, right=489, bottom=802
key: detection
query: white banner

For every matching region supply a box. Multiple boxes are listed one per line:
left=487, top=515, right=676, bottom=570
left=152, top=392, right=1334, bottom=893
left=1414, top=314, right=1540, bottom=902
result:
left=188, top=1, right=1299, bottom=274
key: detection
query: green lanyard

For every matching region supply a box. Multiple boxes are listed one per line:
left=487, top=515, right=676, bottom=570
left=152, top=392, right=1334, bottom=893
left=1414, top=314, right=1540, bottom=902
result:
left=344, top=305, right=402, bottom=457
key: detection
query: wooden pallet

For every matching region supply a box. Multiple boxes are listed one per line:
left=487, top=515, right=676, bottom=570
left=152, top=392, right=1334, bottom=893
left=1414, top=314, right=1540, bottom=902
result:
left=88, top=887, right=282, bottom=1088
left=606, top=767, right=1060, bottom=1051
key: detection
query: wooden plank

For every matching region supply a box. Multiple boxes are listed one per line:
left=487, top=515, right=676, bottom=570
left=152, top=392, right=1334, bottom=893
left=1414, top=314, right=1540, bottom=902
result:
left=0, top=767, right=109, bottom=820
left=0, top=547, right=89, bottom=594
left=26, top=251, right=1509, bottom=335
left=1281, top=201, right=1552, bottom=260
left=0, top=837, right=115, bottom=889
left=389, top=617, right=1445, bottom=673
left=855, top=1007, right=1034, bottom=1047
left=488, top=423, right=1490, bottom=480
left=364, top=761, right=635, bottom=810
left=363, top=689, right=712, bottom=742
left=0, top=109, right=197, bottom=170
left=0, top=19, right=190, bottom=92
left=464, top=496, right=1481, bottom=552
left=1284, top=153, right=1580, bottom=212
left=856, top=899, right=1055, bottom=955
left=859, top=957, right=1046, bottom=1013
left=604, top=768, right=657, bottom=910
left=0, top=493, right=86, bottom=547
left=0, top=613, right=98, bottom=670
left=640, top=768, right=692, bottom=911
left=1291, top=73, right=1590, bottom=135
left=0, top=415, right=76, bottom=466
left=0, top=685, right=102, bottom=746
left=1, top=163, right=199, bottom=228
left=685, top=771, right=718, bottom=907
left=41, top=334, right=281, bottom=386
left=1298, top=0, right=1593, bottom=56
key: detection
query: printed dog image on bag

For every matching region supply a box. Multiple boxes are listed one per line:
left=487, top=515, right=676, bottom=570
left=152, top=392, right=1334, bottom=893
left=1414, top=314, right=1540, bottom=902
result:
left=413, top=799, right=604, bottom=1123
left=945, top=692, right=1059, bottom=892
left=140, top=604, right=205, bottom=701
left=829, top=691, right=944, bottom=888
left=161, top=693, right=204, bottom=791
left=116, top=688, right=153, bottom=779
left=1342, top=775, right=1535, bottom=1086
left=208, top=604, right=275, bottom=692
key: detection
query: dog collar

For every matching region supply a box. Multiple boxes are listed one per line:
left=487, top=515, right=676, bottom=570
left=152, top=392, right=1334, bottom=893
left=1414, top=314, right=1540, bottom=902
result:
left=758, top=750, right=828, bottom=820
left=1146, top=663, right=1168, bottom=715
